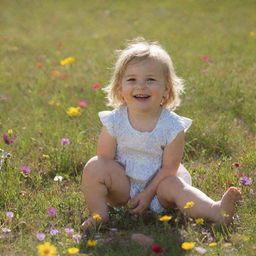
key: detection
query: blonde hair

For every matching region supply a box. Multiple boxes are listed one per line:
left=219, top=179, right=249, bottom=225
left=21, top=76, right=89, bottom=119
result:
left=103, top=38, right=185, bottom=110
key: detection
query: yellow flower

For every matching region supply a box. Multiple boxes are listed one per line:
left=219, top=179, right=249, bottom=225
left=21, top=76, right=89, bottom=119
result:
left=181, top=242, right=196, bottom=250
left=48, top=101, right=55, bottom=105
left=221, top=210, right=229, bottom=217
left=249, top=31, right=255, bottom=37
left=37, top=242, right=57, bottom=256
left=87, top=239, right=97, bottom=247
left=92, top=213, right=102, bottom=221
left=66, top=107, right=82, bottom=117
left=184, top=201, right=195, bottom=209
left=159, top=215, right=172, bottom=222
left=60, top=57, right=75, bottom=65
left=195, top=218, right=204, bottom=224
left=7, top=129, right=13, bottom=135
left=208, top=242, right=217, bottom=247
left=42, top=154, right=50, bottom=159
left=67, top=247, right=79, bottom=254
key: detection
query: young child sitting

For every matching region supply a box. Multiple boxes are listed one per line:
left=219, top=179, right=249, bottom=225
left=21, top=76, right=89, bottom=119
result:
left=81, top=38, right=241, bottom=230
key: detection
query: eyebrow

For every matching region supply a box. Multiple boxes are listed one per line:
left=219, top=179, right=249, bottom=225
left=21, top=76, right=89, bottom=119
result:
left=124, top=74, right=157, bottom=77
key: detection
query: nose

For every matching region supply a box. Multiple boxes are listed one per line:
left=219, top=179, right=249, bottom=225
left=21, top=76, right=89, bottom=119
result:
left=135, top=80, right=147, bottom=88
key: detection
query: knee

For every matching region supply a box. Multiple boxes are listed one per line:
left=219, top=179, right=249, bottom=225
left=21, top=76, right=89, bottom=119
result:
left=156, top=176, right=184, bottom=198
left=82, top=156, right=108, bottom=181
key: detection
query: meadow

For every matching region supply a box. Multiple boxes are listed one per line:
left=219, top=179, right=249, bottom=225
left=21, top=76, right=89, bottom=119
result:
left=0, top=0, right=255, bottom=255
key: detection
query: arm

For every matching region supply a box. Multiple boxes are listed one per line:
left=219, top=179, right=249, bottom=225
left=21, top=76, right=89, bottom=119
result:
left=129, top=131, right=185, bottom=213
left=96, top=126, right=117, bottom=160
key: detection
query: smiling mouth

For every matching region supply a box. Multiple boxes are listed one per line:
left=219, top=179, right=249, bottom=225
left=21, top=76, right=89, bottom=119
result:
left=133, top=94, right=151, bottom=99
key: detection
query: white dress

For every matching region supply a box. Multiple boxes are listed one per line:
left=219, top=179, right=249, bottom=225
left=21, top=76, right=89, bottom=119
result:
left=98, top=106, right=193, bottom=213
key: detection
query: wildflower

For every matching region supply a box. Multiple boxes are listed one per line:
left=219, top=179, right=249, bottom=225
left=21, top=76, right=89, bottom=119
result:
left=201, top=56, right=210, bottom=61
left=47, top=207, right=57, bottom=216
left=66, top=107, right=82, bottom=117
left=37, top=62, right=44, bottom=68
left=57, top=42, right=63, bottom=48
left=92, top=213, right=102, bottom=221
left=60, top=57, right=75, bottom=65
left=208, top=242, right=217, bottom=247
left=37, top=242, right=57, bottom=256
left=249, top=31, right=255, bottom=37
left=159, top=215, right=172, bottom=222
left=194, top=247, right=207, bottom=254
left=233, top=161, right=240, bottom=167
left=6, top=212, right=14, bottom=219
left=7, top=129, right=13, bottom=135
left=91, top=83, right=101, bottom=90
left=42, top=154, right=50, bottom=159
left=67, top=248, right=79, bottom=254
left=87, top=239, right=98, bottom=247
left=50, top=70, right=59, bottom=76
left=64, top=228, right=74, bottom=234
left=72, top=234, right=82, bottom=243
left=59, top=73, right=68, bottom=79
left=240, top=176, right=253, bottom=185
left=195, top=218, right=204, bottom=224
left=3, top=133, right=16, bottom=144
left=184, top=201, right=195, bottom=209
left=151, top=245, right=163, bottom=253
left=79, top=100, right=88, bottom=108
left=19, top=166, right=31, bottom=174
left=60, top=137, right=71, bottom=146
left=50, top=229, right=59, bottom=236
left=2, top=228, right=11, bottom=234
left=181, top=242, right=196, bottom=250
left=36, top=233, right=46, bottom=241
left=53, top=175, right=63, bottom=182
left=221, top=211, right=229, bottom=217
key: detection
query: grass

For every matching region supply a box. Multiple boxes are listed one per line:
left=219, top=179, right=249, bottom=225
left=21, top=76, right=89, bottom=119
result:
left=0, top=0, right=256, bottom=255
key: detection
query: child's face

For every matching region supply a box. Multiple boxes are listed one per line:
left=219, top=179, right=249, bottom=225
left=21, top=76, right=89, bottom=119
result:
left=120, top=58, right=167, bottom=113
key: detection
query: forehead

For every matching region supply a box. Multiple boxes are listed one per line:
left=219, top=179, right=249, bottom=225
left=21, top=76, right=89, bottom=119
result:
left=124, top=57, right=166, bottom=76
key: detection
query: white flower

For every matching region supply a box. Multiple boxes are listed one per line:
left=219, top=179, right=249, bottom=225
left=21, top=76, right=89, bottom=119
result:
left=54, top=176, right=63, bottom=182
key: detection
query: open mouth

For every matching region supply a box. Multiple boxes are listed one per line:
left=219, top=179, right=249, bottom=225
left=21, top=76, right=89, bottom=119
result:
left=133, top=94, right=151, bottom=99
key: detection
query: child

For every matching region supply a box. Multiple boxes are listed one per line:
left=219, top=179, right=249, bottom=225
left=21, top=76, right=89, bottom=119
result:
left=81, top=38, right=241, bottom=230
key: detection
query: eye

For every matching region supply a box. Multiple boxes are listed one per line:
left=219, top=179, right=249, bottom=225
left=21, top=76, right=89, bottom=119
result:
left=127, top=78, right=136, bottom=82
left=147, top=78, right=156, bottom=81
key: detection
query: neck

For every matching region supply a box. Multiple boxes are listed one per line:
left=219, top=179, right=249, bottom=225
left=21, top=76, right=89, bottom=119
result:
left=127, top=106, right=162, bottom=120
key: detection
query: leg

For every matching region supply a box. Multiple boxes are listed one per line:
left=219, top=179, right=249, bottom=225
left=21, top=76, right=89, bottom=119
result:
left=156, top=176, right=241, bottom=224
left=81, top=156, right=130, bottom=230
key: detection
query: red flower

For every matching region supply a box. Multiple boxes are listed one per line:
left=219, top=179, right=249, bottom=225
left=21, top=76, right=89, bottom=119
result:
left=201, top=56, right=210, bottom=61
left=60, top=74, right=68, bottom=79
left=79, top=100, right=88, bottom=108
left=57, top=42, right=63, bottom=48
left=233, top=161, right=240, bottom=167
left=91, top=83, right=101, bottom=90
left=151, top=245, right=163, bottom=253
left=36, top=62, right=44, bottom=68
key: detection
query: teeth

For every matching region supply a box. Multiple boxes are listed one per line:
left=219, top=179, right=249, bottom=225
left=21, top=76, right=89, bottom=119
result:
left=134, top=94, right=150, bottom=98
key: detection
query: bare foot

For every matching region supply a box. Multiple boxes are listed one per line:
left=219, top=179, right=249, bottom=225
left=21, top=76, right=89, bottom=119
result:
left=216, top=187, right=242, bottom=224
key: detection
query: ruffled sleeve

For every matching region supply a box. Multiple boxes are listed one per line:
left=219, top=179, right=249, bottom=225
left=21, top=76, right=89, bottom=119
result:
left=165, top=111, right=192, bottom=144
left=98, top=110, right=116, bottom=138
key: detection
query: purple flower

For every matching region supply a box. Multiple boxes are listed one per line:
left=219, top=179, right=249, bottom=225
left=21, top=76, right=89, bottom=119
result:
left=50, top=229, right=59, bottom=236
left=6, top=212, right=14, bottom=219
left=2, top=228, right=11, bottom=234
left=3, top=133, right=16, bottom=145
left=19, top=166, right=31, bottom=174
left=72, top=234, right=82, bottom=243
left=60, top=137, right=71, bottom=146
left=47, top=207, right=57, bottom=216
left=64, top=228, right=74, bottom=234
left=240, top=176, right=253, bottom=185
left=36, top=233, right=46, bottom=241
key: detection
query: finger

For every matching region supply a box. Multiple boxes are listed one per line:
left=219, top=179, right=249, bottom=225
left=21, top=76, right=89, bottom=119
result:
left=130, top=204, right=145, bottom=214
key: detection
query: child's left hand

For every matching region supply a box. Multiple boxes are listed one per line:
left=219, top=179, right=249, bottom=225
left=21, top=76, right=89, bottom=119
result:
left=128, top=191, right=153, bottom=214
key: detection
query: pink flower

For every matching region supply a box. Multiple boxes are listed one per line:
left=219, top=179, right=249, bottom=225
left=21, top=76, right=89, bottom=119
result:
left=47, top=207, right=57, bottom=216
left=91, top=83, right=101, bottom=90
left=36, top=233, right=46, bottom=241
left=19, top=166, right=31, bottom=174
left=64, top=228, right=74, bottom=234
left=6, top=212, right=14, bottom=219
left=3, top=133, right=16, bottom=145
left=72, top=234, right=82, bottom=243
left=79, top=100, right=88, bottom=108
left=201, top=56, right=210, bottom=61
left=240, top=176, right=253, bottom=185
left=233, top=162, right=240, bottom=167
left=151, top=245, right=163, bottom=253
left=60, top=137, right=71, bottom=146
